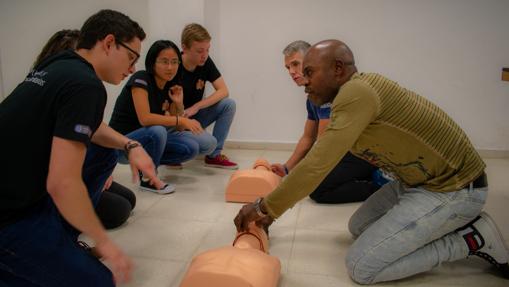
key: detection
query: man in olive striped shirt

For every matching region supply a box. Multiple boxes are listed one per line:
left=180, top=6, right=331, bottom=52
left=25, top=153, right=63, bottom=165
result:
left=234, top=39, right=508, bottom=284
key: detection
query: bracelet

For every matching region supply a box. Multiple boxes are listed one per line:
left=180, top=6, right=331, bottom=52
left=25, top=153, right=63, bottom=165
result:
left=254, top=197, right=268, bottom=218
left=124, top=140, right=141, bottom=155
left=283, top=164, right=289, bottom=175
left=176, top=115, right=179, bottom=127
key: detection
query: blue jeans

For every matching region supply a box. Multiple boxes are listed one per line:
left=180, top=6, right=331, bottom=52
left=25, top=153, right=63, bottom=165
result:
left=0, top=144, right=117, bottom=287
left=192, top=98, right=236, bottom=157
left=346, top=180, right=487, bottom=284
left=121, top=125, right=167, bottom=167
left=160, top=127, right=216, bottom=165
left=120, top=125, right=216, bottom=166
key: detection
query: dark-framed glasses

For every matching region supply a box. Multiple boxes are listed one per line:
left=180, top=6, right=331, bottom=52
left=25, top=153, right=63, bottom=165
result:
left=118, top=41, right=140, bottom=68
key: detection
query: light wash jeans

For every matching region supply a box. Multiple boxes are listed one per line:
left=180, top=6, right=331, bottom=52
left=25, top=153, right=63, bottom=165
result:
left=346, top=180, right=487, bottom=284
left=192, top=98, right=236, bottom=157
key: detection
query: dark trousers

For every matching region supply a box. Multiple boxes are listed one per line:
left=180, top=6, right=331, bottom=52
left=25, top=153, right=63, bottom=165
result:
left=97, top=181, right=136, bottom=229
left=0, top=144, right=117, bottom=287
left=309, top=152, right=379, bottom=204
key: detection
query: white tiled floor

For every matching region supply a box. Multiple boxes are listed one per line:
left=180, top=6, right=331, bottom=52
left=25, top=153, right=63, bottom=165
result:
left=86, top=149, right=509, bottom=287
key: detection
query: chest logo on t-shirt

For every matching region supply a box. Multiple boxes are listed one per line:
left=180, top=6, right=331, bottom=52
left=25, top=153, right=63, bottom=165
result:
left=74, top=124, right=92, bottom=138
left=196, top=79, right=205, bottom=90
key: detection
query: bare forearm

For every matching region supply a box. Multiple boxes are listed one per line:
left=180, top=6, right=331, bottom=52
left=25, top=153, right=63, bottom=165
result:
left=194, top=89, right=228, bottom=110
left=137, top=113, right=179, bottom=127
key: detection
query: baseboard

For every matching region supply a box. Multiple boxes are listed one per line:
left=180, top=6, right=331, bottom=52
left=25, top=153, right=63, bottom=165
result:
left=224, top=140, right=296, bottom=151
left=477, top=149, right=509, bottom=159
left=225, top=140, right=509, bottom=158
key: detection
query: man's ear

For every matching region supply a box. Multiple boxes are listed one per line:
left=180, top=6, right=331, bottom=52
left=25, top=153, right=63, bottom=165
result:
left=102, top=34, right=116, bottom=55
left=334, top=59, right=345, bottom=78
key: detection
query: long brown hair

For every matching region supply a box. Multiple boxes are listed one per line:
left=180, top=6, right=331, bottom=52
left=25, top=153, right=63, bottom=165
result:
left=33, top=29, right=80, bottom=69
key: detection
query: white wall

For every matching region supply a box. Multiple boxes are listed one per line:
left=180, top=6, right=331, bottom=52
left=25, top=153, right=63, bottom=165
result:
left=0, top=48, right=4, bottom=100
left=1, top=0, right=508, bottom=150
left=214, top=0, right=509, bottom=150
left=0, top=0, right=149, bottom=119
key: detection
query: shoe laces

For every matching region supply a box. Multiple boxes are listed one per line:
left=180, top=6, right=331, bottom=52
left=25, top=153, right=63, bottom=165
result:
left=471, top=250, right=509, bottom=278
left=219, top=154, right=230, bottom=161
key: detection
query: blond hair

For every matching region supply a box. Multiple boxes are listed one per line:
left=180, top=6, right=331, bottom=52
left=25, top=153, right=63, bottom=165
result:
left=181, top=23, right=211, bottom=48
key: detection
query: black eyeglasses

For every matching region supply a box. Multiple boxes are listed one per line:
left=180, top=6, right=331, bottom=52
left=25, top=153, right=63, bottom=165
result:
left=118, top=42, right=140, bottom=68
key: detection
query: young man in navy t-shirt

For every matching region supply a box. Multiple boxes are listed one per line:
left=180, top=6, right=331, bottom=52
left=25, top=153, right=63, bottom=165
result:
left=0, top=10, right=158, bottom=286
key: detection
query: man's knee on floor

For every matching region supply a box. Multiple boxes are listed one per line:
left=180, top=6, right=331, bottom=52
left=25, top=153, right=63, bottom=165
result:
left=345, top=248, right=378, bottom=285
left=309, top=192, right=326, bottom=203
left=348, top=215, right=364, bottom=239
left=62, top=255, right=116, bottom=287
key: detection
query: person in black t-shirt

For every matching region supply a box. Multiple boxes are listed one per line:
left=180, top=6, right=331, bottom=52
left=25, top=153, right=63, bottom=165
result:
left=33, top=28, right=138, bottom=229
left=171, top=23, right=238, bottom=169
left=0, top=10, right=155, bottom=286
left=110, top=40, right=217, bottom=191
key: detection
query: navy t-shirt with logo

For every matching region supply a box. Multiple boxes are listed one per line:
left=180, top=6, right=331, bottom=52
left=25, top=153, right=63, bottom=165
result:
left=170, top=56, right=221, bottom=108
left=109, top=70, right=173, bottom=135
left=0, top=50, right=106, bottom=227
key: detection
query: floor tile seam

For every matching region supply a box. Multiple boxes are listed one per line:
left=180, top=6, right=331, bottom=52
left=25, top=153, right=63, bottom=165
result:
left=287, top=204, right=301, bottom=272
left=136, top=214, right=221, bottom=224
left=131, top=255, right=186, bottom=264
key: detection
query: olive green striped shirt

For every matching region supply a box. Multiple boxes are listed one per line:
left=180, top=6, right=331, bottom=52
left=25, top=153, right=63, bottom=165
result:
left=265, top=73, right=485, bottom=219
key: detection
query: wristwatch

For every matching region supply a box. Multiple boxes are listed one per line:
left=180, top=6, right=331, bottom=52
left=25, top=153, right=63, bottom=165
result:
left=124, top=140, right=141, bottom=155
left=254, top=197, right=268, bottom=218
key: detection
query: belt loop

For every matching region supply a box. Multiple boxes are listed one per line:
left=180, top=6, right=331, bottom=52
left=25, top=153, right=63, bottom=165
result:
left=469, top=182, right=473, bottom=191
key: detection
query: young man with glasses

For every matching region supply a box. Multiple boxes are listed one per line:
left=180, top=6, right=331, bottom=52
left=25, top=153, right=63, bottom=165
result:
left=170, top=23, right=238, bottom=169
left=0, top=9, right=153, bottom=286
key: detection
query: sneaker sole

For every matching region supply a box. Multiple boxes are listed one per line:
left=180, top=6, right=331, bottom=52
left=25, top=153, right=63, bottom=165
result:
left=204, top=163, right=239, bottom=170
left=139, top=185, right=176, bottom=195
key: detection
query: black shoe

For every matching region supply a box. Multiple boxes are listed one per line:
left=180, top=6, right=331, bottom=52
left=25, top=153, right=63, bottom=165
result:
left=139, top=178, right=176, bottom=195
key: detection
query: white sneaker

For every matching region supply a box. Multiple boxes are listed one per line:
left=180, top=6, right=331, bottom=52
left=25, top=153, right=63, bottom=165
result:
left=457, top=212, right=509, bottom=278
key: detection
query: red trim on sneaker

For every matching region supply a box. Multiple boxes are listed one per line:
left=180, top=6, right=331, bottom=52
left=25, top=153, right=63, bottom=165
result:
left=464, top=233, right=480, bottom=251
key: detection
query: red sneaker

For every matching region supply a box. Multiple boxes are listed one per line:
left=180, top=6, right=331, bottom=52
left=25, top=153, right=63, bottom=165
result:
left=205, top=154, right=238, bottom=170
